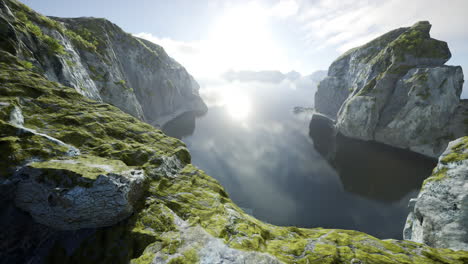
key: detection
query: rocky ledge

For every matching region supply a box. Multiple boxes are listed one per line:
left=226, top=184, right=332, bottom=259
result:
left=314, top=21, right=465, bottom=158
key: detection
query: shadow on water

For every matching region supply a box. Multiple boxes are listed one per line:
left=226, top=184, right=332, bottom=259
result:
left=162, top=111, right=197, bottom=139
left=309, top=114, right=437, bottom=202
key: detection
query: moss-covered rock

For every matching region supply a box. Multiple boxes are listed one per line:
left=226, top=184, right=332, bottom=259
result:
left=1, top=0, right=207, bottom=125
left=315, top=20, right=464, bottom=158
left=404, top=137, right=468, bottom=251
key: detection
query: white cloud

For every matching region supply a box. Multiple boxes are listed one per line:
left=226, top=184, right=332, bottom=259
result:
left=135, top=0, right=467, bottom=96
left=269, top=0, right=299, bottom=18
left=296, top=0, right=468, bottom=54
left=135, top=1, right=305, bottom=80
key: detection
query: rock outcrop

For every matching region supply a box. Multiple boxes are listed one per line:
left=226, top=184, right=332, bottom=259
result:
left=0, top=0, right=206, bottom=126
left=314, top=21, right=465, bottom=158
left=14, top=156, right=145, bottom=230
left=404, top=137, right=468, bottom=251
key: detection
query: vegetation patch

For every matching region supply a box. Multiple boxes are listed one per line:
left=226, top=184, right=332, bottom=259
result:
left=115, top=79, right=134, bottom=92
left=390, top=22, right=449, bottom=61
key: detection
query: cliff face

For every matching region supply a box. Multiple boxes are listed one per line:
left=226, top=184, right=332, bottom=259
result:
left=0, top=0, right=206, bottom=126
left=404, top=137, right=468, bottom=251
left=314, top=21, right=465, bottom=158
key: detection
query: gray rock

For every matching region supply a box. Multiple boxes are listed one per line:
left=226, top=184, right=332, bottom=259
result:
left=403, top=137, right=468, bottom=250
left=374, top=66, right=463, bottom=157
left=0, top=4, right=207, bottom=126
left=147, top=210, right=282, bottom=264
left=314, top=21, right=465, bottom=158
left=13, top=157, right=146, bottom=230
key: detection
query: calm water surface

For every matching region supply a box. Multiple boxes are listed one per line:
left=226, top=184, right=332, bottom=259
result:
left=162, top=80, right=436, bottom=239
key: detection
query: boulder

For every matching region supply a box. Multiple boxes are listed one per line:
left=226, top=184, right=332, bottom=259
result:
left=13, top=156, right=146, bottom=230
left=404, top=137, right=468, bottom=250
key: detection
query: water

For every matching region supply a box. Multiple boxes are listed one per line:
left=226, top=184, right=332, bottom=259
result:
left=162, top=79, right=436, bottom=239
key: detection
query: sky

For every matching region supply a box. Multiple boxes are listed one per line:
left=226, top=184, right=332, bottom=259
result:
left=22, top=0, right=467, bottom=94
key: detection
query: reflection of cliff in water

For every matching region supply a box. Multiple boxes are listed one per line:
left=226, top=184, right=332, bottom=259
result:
left=309, top=116, right=437, bottom=202
left=162, top=111, right=199, bottom=139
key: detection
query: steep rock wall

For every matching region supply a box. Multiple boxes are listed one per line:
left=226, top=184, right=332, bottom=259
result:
left=0, top=0, right=206, bottom=126
left=314, top=21, right=465, bottom=158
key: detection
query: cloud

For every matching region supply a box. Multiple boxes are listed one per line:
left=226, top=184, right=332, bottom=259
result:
left=135, top=1, right=304, bottom=79
left=135, top=0, right=467, bottom=97
left=269, top=0, right=299, bottom=18
left=295, top=0, right=468, bottom=54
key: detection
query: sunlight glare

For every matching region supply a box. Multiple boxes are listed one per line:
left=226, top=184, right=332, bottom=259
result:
left=223, top=90, right=251, bottom=120
left=200, top=3, right=284, bottom=76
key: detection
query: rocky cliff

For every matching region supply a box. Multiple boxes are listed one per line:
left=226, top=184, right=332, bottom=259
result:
left=314, top=21, right=465, bottom=158
left=404, top=137, right=468, bottom=251
left=0, top=0, right=207, bottom=126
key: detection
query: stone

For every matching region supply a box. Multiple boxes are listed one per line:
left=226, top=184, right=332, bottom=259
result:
left=404, top=137, right=468, bottom=251
left=314, top=21, right=465, bottom=158
left=13, top=156, right=146, bottom=230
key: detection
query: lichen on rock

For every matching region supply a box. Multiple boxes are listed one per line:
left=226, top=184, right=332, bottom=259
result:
left=314, top=20, right=465, bottom=158
left=404, top=137, right=468, bottom=251
left=14, top=155, right=146, bottom=230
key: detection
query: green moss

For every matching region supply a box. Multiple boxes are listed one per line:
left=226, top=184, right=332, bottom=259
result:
left=29, top=155, right=134, bottom=187
left=19, top=60, right=34, bottom=70
left=388, top=65, right=414, bottom=75
left=65, top=59, right=77, bottom=68
left=358, top=78, right=377, bottom=96
left=130, top=251, right=156, bottom=264
left=88, top=65, right=106, bottom=82
left=64, top=29, right=98, bottom=52
left=10, top=1, right=69, bottom=56
left=42, top=34, right=66, bottom=55
left=423, top=167, right=448, bottom=186
left=115, top=79, right=134, bottom=92
left=166, top=249, right=199, bottom=264
left=390, top=22, right=449, bottom=61
left=440, top=137, right=468, bottom=164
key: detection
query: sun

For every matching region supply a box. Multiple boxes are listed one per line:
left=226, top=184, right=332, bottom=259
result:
left=222, top=90, right=252, bottom=120
left=202, top=3, right=280, bottom=75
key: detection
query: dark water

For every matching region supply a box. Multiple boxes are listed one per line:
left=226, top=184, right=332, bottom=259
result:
left=162, top=80, right=436, bottom=239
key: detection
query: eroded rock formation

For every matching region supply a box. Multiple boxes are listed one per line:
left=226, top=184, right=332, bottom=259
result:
left=314, top=21, right=465, bottom=158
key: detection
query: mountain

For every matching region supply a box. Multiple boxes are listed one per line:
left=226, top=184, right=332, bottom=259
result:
left=314, top=21, right=465, bottom=158
left=0, top=0, right=207, bottom=126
